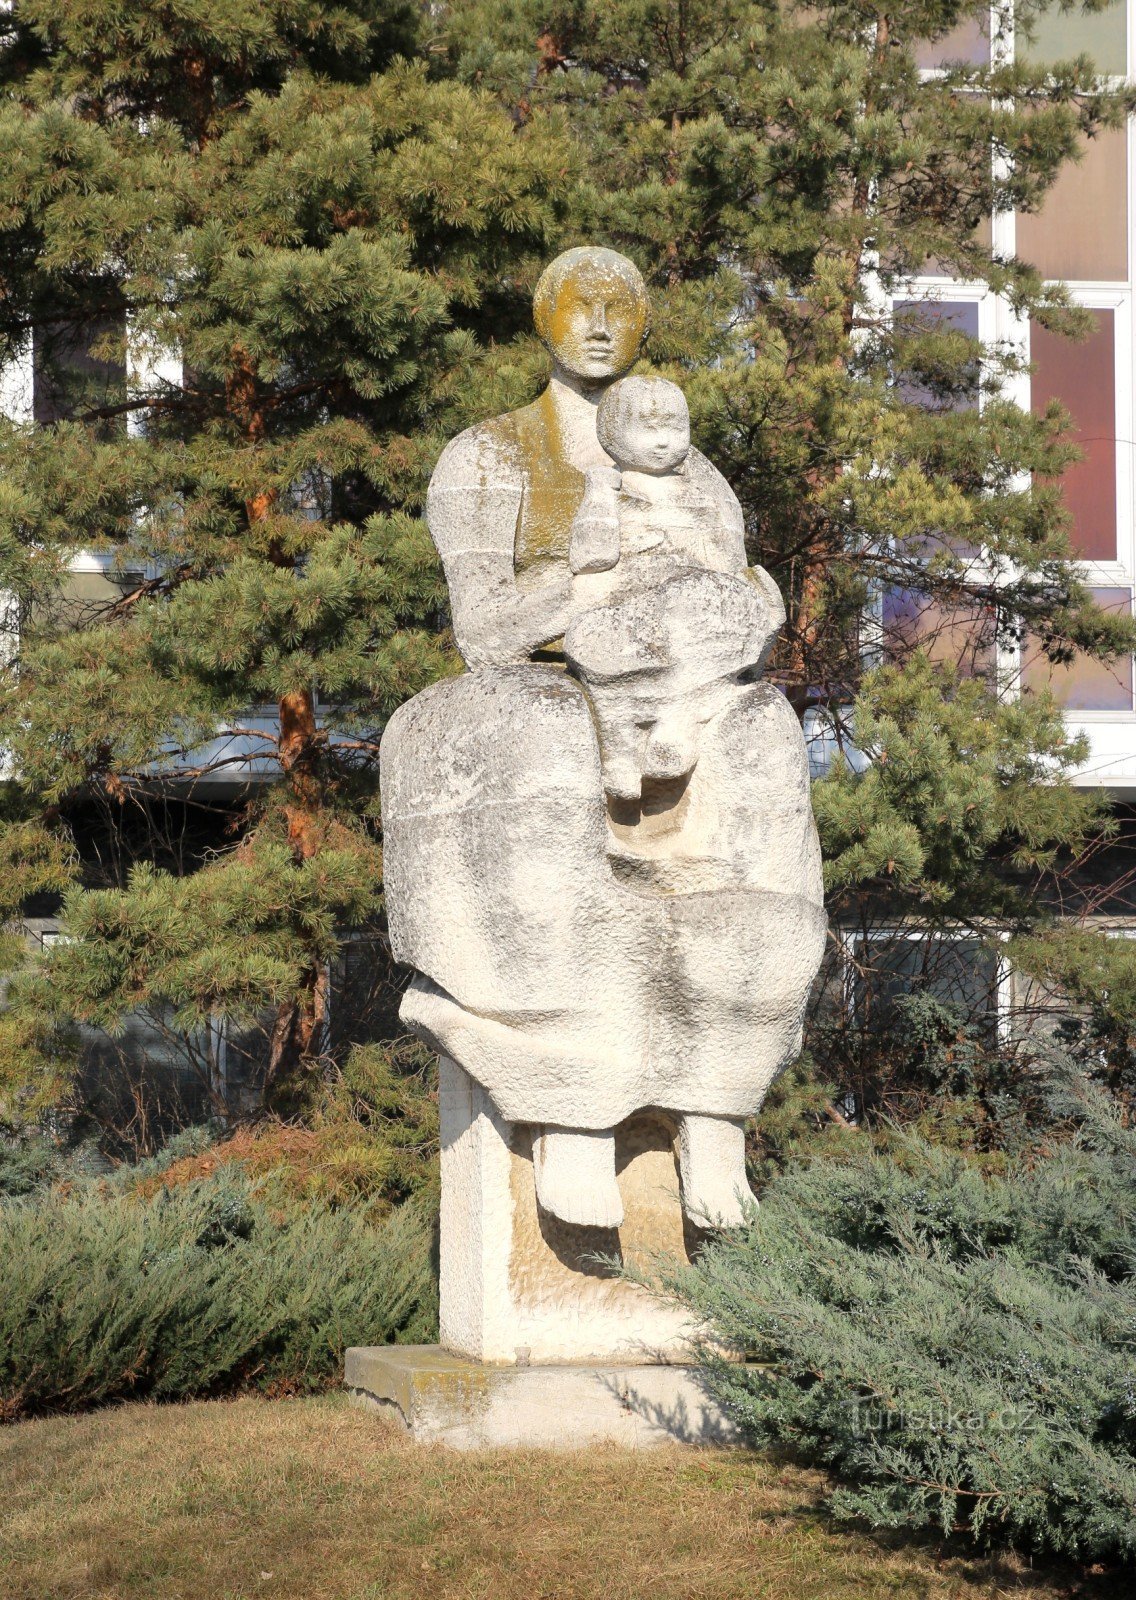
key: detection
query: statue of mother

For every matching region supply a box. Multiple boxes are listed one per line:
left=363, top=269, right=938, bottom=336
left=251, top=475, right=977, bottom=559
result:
left=380, top=248, right=826, bottom=1234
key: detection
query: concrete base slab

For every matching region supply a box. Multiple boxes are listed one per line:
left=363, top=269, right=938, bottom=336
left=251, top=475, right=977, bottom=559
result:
left=344, top=1345, right=740, bottom=1449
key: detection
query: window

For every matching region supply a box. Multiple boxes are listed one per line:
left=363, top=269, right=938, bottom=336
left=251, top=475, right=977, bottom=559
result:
left=880, top=587, right=997, bottom=678
left=1021, top=0, right=1127, bottom=76
left=1022, top=585, right=1135, bottom=710
left=1017, top=126, right=1128, bottom=283
left=846, top=929, right=1005, bottom=1042
left=914, top=18, right=989, bottom=70
left=32, top=314, right=127, bottom=430
left=1031, top=310, right=1117, bottom=561
left=894, top=299, right=982, bottom=410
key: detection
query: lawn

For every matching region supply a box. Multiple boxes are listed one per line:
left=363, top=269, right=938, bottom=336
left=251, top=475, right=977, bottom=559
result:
left=0, top=1393, right=1125, bottom=1600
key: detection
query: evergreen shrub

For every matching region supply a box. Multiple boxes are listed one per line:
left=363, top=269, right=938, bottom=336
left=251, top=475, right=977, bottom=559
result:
left=125, top=1045, right=440, bottom=1219
left=664, top=1069, right=1136, bottom=1564
left=0, top=1171, right=435, bottom=1421
left=0, top=1132, right=61, bottom=1196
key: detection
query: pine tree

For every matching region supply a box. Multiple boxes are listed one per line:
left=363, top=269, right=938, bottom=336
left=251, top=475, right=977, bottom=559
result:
left=3, top=1, right=1136, bottom=1133
left=431, top=0, right=1136, bottom=1118
left=0, top=0, right=569, bottom=1122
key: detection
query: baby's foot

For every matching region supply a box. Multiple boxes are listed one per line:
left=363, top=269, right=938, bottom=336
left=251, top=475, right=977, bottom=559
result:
left=643, top=718, right=698, bottom=783
left=533, top=1125, right=624, bottom=1229
left=589, top=705, right=647, bottom=800
left=677, top=1114, right=752, bottom=1227
left=601, top=752, right=643, bottom=801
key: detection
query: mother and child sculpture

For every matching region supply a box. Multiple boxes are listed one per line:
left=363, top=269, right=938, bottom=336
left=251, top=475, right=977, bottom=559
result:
left=380, top=247, right=825, bottom=1356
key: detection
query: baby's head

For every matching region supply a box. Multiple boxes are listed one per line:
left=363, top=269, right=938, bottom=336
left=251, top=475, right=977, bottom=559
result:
left=596, top=375, right=690, bottom=475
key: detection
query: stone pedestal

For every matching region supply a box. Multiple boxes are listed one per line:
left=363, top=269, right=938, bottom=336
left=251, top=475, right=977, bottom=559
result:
left=344, top=1345, right=740, bottom=1449
left=438, top=1056, right=703, bottom=1365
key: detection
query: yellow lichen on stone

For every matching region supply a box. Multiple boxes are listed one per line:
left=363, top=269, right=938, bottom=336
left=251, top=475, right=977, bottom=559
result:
left=532, top=247, right=650, bottom=367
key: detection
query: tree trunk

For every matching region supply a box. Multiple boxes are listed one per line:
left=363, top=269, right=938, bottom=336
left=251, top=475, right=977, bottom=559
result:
left=228, top=345, right=330, bottom=1101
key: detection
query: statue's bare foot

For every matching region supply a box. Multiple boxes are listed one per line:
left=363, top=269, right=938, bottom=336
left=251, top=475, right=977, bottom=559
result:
left=643, top=720, right=697, bottom=784
left=534, top=1126, right=623, bottom=1229
left=678, top=1114, right=751, bottom=1227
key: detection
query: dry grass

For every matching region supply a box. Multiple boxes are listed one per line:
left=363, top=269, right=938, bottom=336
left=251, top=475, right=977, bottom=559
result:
left=128, top=1106, right=436, bottom=1219
left=0, top=1394, right=1124, bottom=1600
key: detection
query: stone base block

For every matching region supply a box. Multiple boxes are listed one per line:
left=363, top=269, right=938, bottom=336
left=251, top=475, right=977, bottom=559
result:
left=344, top=1345, right=740, bottom=1450
left=438, top=1056, right=705, bottom=1364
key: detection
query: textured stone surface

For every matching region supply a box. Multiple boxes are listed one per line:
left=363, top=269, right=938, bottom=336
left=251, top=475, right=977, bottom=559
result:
left=377, top=246, right=827, bottom=1360
left=564, top=567, right=779, bottom=801
left=437, top=1056, right=701, bottom=1364
left=385, top=666, right=825, bottom=1129
left=344, top=1344, right=742, bottom=1449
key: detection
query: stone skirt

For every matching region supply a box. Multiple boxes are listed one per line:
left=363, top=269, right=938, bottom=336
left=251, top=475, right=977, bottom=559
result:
left=379, top=665, right=826, bottom=1129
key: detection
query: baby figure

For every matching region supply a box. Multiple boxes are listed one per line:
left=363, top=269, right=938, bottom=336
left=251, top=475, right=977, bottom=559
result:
left=570, top=374, right=732, bottom=587
left=565, top=375, right=780, bottom=804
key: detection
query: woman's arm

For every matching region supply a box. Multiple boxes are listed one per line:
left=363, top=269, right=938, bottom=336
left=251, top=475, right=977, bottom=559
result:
left=427, top=427, right=576, bottom=667
left=443, top=548, right=576, bottom=666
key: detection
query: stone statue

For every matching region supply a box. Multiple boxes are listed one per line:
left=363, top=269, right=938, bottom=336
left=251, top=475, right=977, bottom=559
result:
left=379, top=246, right=826, bottom=1359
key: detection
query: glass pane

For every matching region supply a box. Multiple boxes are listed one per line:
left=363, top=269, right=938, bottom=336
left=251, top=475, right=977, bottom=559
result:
left=852, top=935, right=999, bottom=1037
left=1022, top=586, right=1134, bottom=709
left=914, top=16, right=989, bottom=68
left=38, top=569, right=121, bottom=634
left=222, top=1012, right=275, bottom=1104
left=882, top=587, right=997, bottom=677
left=894, top=299, right=981, bottom=409
left=1031, top=309, right=1116, bottom=560
left=1022, top=1, right=1127, bottom=75
left=1017, top=125, right=1128, bottom=282
left=330, top=934, right=404, bottom=1051
left=33, top=315, right=126, bottom=428
left=77, top=1005, right=219, bottom=1151
left=918, top=208, right=994, bottom=277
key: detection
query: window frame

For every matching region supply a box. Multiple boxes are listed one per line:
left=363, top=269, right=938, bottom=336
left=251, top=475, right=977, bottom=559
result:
left=837, top=922, right=1014, bottom=1044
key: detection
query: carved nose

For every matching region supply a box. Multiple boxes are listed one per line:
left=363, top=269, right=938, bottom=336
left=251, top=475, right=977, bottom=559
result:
left=587, top=304, right=610, bottom=339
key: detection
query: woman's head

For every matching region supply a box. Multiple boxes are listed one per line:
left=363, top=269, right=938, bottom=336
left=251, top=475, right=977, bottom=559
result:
left=533, top=248, right=650, bottom=384
left=596, top=375, right=690, bottom=474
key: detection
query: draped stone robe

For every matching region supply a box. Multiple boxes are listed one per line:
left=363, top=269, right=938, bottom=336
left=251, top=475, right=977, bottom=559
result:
left=379, top=381, right=826, bottom=1130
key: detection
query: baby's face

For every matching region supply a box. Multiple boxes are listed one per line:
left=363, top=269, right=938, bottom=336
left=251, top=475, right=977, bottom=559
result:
left=613, top=398, right=690, bottom=475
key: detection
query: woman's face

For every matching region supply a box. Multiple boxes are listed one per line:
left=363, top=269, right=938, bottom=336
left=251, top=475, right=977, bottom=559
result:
left=545, top=266, right=647, bottom=383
